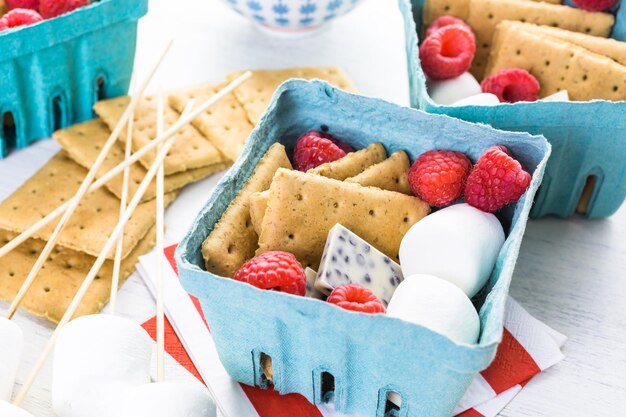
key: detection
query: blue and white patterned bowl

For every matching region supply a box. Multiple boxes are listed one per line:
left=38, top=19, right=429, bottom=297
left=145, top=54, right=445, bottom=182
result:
left=221, top=0, right=366, bottom=33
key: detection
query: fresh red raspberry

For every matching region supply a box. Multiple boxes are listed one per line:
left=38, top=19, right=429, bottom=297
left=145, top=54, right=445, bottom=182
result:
left=571, top=0, right=616, bottom=12
left=464, top=145, right=532, bottom=213
left=327, top=284, right=386, bottom=314
left=6, top=0, right=40, bottom=11
left=408, top=150, right=472, bottom=207
left=481, top=69, right=540, bottom=103
left=426, top=15, right=472, bottom=38
left=39, top=0, right=88, bottom=19
left=293, top=130, right=347, bottom=171
left=419, top=24, right=476, bottom=80
left=0, top=8, right=42, bottom=30
left=233, top=251, right=306, bottom=296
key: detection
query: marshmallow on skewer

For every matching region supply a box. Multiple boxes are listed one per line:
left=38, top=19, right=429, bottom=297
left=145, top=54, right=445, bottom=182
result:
left=0, top=401, right=35, bottom=417
left=113, top=381, right=216, bottom=417
left=399, top=204, right=505, bottom=298
left=0, top=317, right=23, bottom=401
left=52, top=314, right=152, bottom=417
left=428, top=72, right=482, bottom=105
left=387, top=274, right=480, bottom=345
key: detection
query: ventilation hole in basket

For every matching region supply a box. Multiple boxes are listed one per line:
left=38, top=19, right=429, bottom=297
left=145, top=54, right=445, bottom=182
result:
left=576, top=175, right=596, bottom=215
left=96, top=77, right=106, bottom=101
left=320, top=371, right=335, bottom=403
left=384, top=391, right=402, bottom=415
left=51, top=94, right=65, bottom=131
left=260, top=352, right=274, bottom=385
left=2, top=111, right=17, bottom=151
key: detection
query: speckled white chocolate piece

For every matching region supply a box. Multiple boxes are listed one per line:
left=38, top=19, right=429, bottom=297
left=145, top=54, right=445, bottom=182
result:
left=305, top=268, right=326, bottom=300
left=315, top=224, right=403, bottom=306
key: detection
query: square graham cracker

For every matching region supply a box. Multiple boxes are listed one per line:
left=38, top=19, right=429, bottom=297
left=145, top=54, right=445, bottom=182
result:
left=257, top=168, right=430, bottom=269
left=227, top=67, right=357, bottom=125
left=201, top=143, right=292, bottom=277
left=94, top=95, right=225, bottom=175
left=467, top=0, right=615, bottom=78
left=0, top=226, right=155, bottom=323
left=0, top=152, right=174, bottom=260
left=487, top=21, right=626, bottom=101
left=345, top=150, right=412, bottom=195
left=169, top=82, right=254, bottom=162
left=54, top=119, right=231, bottom=202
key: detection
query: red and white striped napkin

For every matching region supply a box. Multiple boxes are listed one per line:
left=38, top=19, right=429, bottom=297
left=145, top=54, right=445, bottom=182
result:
left=136, top=245, right=565, bottom=417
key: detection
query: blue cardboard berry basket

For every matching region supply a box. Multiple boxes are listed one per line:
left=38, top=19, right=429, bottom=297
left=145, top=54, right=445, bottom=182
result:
left=177, top=80, right=551, bottom=417
left=399, top=0, right=626, bottom=218
left=0, top=0, right=148, bottom=157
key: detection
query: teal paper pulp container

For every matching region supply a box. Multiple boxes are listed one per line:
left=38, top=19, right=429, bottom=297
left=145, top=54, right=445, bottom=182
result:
left=177, top=80, right=551, bottom=417
left=400, top=0, right=626, bottom=218
left=0, top=0, right=148, bottom=157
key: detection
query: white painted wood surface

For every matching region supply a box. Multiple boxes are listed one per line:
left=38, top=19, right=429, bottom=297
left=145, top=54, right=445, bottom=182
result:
left=1, top=0, right=625, bottom=416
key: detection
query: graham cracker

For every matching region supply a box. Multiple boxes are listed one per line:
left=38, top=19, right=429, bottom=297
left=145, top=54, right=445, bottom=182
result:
left=93, top=95, right=225, bottom=175
left=201, top=143, right=292, bottom=277
left=486, top=21, right=626, bottom=101
left=227, top=68, right=357, bottom=125
left=345, top=150, right=412, bottom=194
left=467, top=0, right=615, bottom=78
left=307, top=142, right=387, bottom=180
left=0, top=0, right=8, bottom=16
left=504, top=21, right=626, bottom=67
left=423, top=0, right=561, bottom=26
left=257, top=169, right=430, bottom=269
left=169, top=82, right=254, bottom=162
left=0, top=152, right=174, bottom=260
left=54, top=119, right=231, bottom=202
left=0, top=226, right=155, bottom=323
left=248, top=190, right=268, bottom=237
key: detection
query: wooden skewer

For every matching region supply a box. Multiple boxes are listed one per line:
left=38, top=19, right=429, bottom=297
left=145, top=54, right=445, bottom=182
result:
left=155, top=89, right=166, bottom=382
left=5, top=41, right=173, bottom=320
left=11, top=99, right=196, bottom=407
left=0, top=71, right=252, bottom=263
left=13, top=72, right=252, bottom=404
left=109, top=115, right=134, bottom=315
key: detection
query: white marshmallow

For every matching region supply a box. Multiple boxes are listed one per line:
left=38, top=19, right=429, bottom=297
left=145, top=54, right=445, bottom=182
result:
left=541, top=90, right=570, bottom=102
left=0, top=401, right=35, bottom=417
left=0, top=317, right=23, bottom=401
left=399, top=204, right=505, bottom=298
left=52, top=314, right=153, bottom=417
left=451, top=93, right=500, bottom=107
left=113, top=382, right=216, bottom=417
left=428, top=73, right=482, bottom=105
left=387, top=274, right=480, bottom=344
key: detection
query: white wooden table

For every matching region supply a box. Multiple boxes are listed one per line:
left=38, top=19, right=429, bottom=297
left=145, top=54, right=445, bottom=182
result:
left=1, top=0, right=625, bottom=416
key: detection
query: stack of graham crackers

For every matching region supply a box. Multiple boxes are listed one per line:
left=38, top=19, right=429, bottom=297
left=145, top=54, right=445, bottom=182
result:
left=201, top=141, right=429, bottom=278
left=424, top=0, right=626, bottom=101
left=0, top=67, right=356, bottom=323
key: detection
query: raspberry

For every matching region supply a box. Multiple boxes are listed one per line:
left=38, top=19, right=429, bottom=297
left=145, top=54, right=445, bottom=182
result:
left=233, top=251, right=306, bottom=296
left=571, top=0, right=616, bottom=12
left=408, top=150, right=472, bottom=207
left=0, top=8, right=42, bottom=30
left=464, top=145, right=532, bottom=213
left=327, top=284, right=386, bottom=314
left=6, top=0, right=40, bottom=11
left=419, top=24, right=476, bottom=81
left=426, top=15, right=472, bottom=38
left=481, top=69, right=540, bottom=103
left=39, top=0, right=88, bottom=19
left=293, top=130, right=347, bottom=171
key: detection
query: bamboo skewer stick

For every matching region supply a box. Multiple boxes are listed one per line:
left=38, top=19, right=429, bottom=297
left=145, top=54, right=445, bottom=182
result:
left=5, top=41, right=173, bottom=320
left=155, top=90, right=166, bottom=382
left=0, top=71, right=251, bottom=264
left=109, top=115, right=134, bottom=315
